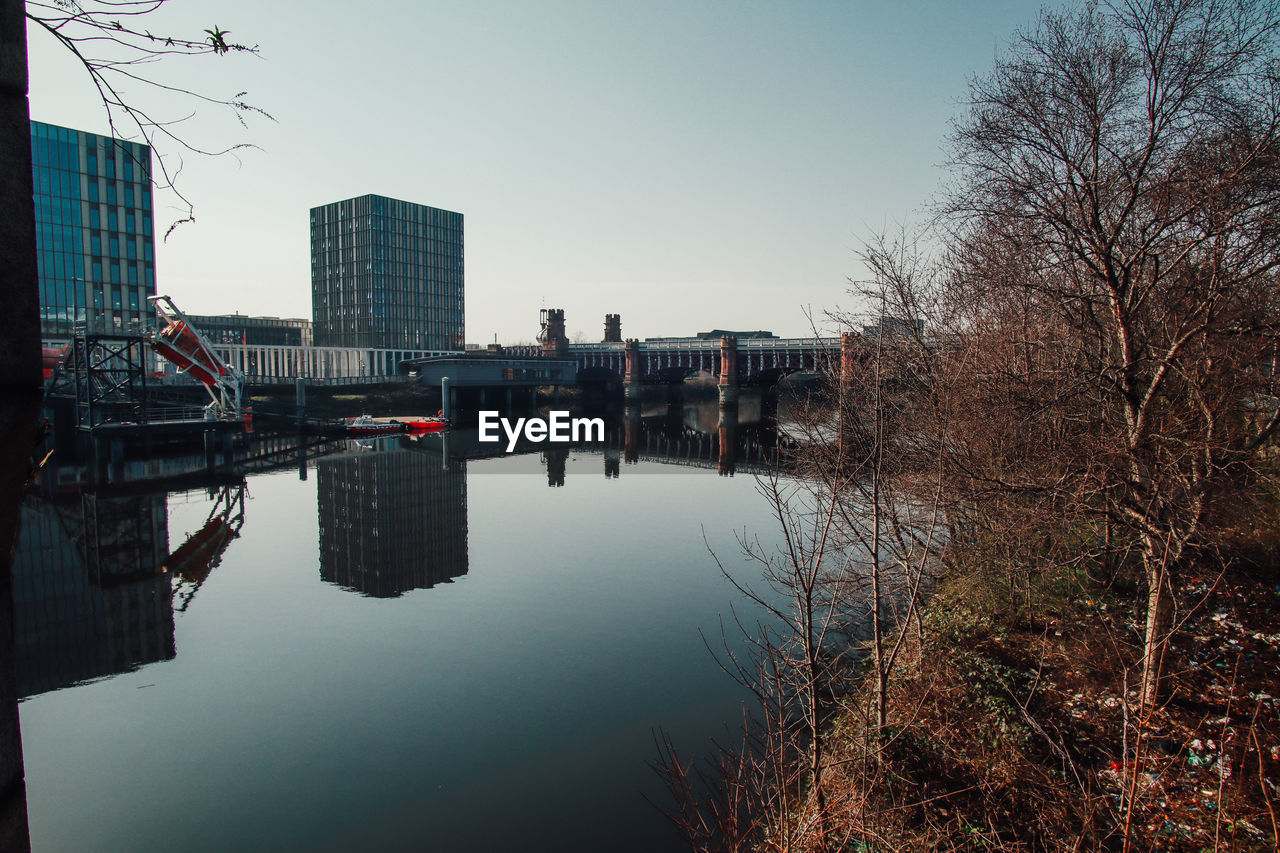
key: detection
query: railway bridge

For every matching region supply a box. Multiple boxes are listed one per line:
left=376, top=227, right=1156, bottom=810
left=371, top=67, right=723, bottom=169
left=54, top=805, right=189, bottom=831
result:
left=502, top=308, right=853, bottom=405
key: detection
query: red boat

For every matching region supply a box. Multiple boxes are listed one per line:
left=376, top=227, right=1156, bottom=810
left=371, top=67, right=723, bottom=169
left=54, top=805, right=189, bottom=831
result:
left=401, top=416, right=450, bottom=434
left=152, top=317, right=231, bottom=386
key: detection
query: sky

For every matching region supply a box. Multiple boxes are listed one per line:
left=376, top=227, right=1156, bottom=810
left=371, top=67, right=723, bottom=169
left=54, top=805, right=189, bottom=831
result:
left=25, top=0, right=1050, bottom=345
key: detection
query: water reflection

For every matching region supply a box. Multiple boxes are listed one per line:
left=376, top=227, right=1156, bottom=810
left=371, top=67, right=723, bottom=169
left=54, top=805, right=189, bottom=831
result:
left=9, top=400, right=784, bottom=698
left=15, top=397, right=811, bottom=852
left=169, top=482, right=246, bottom=612
left=544, top=446, right=568, bottom=487
left=316, top=442, right=469, bottom=597
left=12, top=490, right=175, bottom=698
left=402, top=397, right=783, bottom=477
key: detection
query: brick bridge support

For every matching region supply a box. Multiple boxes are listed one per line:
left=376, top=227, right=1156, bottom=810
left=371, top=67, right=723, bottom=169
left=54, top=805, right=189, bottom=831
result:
left=718, top=335, right=738, bottom=409
left=623, top=338, right=641, bottom=403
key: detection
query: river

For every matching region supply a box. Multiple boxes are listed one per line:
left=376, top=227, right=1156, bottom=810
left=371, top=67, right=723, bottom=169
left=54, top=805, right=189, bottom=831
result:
left=14, top=401, right=787, bottom=851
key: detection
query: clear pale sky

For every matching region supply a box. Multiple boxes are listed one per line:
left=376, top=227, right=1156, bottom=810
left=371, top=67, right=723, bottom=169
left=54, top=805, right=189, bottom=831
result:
left=26, top=0, right=1049, bottom=344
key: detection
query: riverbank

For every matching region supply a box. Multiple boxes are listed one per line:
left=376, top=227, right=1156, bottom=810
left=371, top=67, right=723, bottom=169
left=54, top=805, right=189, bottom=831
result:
left=814, top=525, right=1280, bottom=849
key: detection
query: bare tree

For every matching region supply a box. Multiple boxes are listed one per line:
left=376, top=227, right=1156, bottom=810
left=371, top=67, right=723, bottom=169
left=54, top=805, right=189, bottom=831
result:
left=25, top=0, right=270, bottom=234
left=944, top=0, right=1280, bottom=706
left=835, top=230, right=949, bottom=740
left=654, top=254, right=948, bottom=849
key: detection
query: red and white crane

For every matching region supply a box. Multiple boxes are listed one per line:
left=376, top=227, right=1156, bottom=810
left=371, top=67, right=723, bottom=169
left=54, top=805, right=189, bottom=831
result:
left=148, top=295, right=245, bottom=420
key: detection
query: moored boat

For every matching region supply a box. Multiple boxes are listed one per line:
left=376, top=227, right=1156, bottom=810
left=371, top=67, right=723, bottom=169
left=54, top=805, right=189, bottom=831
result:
left=345, top=414, right=405, bottom=437
left=401, top=415, right=450, bottom=433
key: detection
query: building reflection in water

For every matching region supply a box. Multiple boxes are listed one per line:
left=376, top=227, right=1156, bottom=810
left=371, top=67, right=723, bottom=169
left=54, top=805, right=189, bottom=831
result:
left=316, top=442, right=468, bottom=597
left=11, top=491, right=175, bottom=699
left=544, top=448, right=568, bottom=487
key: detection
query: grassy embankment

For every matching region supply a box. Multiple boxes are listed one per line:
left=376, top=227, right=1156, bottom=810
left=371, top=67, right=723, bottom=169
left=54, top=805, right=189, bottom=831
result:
left=813, top=488, right=1280, bottom=850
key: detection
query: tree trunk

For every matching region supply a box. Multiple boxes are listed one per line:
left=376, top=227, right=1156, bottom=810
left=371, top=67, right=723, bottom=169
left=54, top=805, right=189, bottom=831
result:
left=1140, top=564, right=1172, bottom=708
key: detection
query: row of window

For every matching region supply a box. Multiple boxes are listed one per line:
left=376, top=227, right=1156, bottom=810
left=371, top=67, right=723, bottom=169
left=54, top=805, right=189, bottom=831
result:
left=34, top=166, right=151, bottom=212
left=312, top=221, right=463, bottom=238
left=311, top=197, right=462, bottom=229
left=311, top=243, right=463, bottom=260
left=38, top=280, right=149, bottom=321
left=36, top=202, right=153, bottom=243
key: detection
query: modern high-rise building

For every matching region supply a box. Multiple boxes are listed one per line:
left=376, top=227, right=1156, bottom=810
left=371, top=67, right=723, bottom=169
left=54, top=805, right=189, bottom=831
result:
left=30, top=120, right=157, bottom=340
left=310, top=193, right=464, bottom=350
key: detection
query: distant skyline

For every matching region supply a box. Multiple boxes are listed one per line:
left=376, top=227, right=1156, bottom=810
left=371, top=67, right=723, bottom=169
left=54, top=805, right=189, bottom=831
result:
left=26, top=0, right=1053, bottom=344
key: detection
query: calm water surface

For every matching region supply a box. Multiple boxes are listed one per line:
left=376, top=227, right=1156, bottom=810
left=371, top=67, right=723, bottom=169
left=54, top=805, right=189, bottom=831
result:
left=16, top=410, right=784, bottom=851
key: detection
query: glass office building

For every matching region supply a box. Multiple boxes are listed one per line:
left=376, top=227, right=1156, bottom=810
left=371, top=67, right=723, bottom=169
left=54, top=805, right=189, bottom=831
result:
left=31, top=120, right=157, bottom=340
left=310, top=194, right=464, bottom=350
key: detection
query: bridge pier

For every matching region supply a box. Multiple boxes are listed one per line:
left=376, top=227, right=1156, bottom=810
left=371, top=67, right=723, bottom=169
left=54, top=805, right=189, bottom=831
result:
left=718, top=335, right=739, bottom=410
left=624, top=338, right=641, bottom=404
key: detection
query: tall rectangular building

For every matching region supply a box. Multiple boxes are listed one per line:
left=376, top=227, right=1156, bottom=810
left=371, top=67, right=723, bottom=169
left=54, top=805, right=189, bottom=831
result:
left=310, top=193, right=464, bottom=350
left=30, top=120, right=157, bottom=340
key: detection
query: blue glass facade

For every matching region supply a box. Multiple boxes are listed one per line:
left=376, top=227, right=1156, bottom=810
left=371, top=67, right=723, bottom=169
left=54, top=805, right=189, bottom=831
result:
left=310, top=194, right=464, bottom=350
left=31, top=121, right=156, bottom=340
